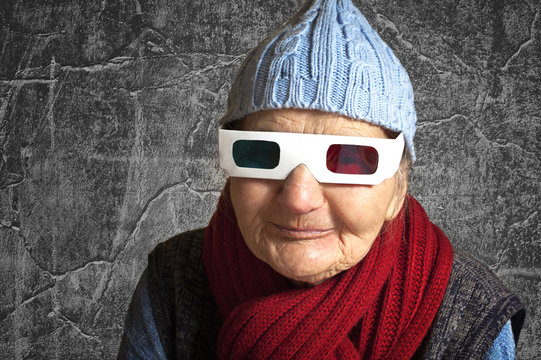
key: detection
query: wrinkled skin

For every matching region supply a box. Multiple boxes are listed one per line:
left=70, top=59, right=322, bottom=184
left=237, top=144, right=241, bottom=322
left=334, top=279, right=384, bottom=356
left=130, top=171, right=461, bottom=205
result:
left=230, top=109, right=407, bottom=287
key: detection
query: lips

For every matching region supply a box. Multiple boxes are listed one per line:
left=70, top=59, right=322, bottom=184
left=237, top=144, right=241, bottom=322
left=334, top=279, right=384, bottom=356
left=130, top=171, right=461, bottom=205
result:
left=271, top=223, right=334, bottom=239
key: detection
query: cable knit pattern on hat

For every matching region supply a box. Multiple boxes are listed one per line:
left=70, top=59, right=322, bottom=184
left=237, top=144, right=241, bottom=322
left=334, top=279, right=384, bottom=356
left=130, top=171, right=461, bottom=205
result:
left=221, top=0, right=417, bottom=161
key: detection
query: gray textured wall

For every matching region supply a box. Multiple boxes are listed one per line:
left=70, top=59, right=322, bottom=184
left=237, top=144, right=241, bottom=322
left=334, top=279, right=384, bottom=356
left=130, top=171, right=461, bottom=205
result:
left=0, top=0, right=539, bottom=358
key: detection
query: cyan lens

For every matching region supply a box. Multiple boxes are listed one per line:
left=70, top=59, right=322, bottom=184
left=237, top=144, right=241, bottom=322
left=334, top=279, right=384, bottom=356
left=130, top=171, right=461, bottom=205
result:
left=232, top=140, right=280, bottom=169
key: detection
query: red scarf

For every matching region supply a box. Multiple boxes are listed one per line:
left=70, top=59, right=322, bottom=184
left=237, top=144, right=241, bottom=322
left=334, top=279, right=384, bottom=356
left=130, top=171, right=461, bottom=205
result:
left=204, top=185, right=453, bottom=359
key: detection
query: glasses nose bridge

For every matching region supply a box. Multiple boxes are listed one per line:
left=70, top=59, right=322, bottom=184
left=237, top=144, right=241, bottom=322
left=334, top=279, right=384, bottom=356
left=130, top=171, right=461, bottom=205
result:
left=282, top=135, right=325, bottom=181
left=284, top=162, right=319, bottom=185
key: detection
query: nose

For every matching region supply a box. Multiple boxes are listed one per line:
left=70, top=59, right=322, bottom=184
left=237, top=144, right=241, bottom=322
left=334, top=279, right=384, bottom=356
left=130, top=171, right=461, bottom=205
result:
left=278, top=164, right=324, bottom=214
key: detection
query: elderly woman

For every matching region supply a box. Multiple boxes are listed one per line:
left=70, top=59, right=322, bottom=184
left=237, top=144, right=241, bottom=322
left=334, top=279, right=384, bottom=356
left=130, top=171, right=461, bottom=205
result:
left=119, top=0, right=524, bottom=359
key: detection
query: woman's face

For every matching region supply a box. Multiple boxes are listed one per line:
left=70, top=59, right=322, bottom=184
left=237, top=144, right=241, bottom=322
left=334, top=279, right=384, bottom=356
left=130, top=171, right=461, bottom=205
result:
left=229, top=109, right=406, bottom=286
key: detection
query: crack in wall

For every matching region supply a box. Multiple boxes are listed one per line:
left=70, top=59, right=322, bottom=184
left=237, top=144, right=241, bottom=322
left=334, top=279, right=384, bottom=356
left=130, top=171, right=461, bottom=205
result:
left=184, top=183, right=222, bottom=198
left=60, top=57, right=151, bottom=74
left=108, top=85, right=222, bottom=261
left=133, top=0, right=142, bottom=15
left=0, top=283, right=55, bottom=324
left=0, top=86, right=16, bottom=188
left=33, top=31, right=66, bottom=38
left=418, top=113, right=538, bottom=159
left=6, top=228, right=114, bottom=310
left=0, top=31, right=8, bottom=64
left=474, top=90, right=490, bottom=117
left=112, top=179, right=191, bottom=260
left=1, top=257, right=113, bottom=329
left=131, top=91, right=145, bottom=211
left=55, top=53, right=186, bottom=75
left=0, top=79, right=57, bottom=85
left=2, top=259, right=109, bottom=354
left=47, top=57, right=58, bottom=151
left=375, top=13, right=448, bottom=74
left=21, top=234, right=49, bottom=275
left=52, top=52, right=239, bottom=94
left=13, top=37, right=34, bottom=80
left=147, top=53, right=243, bottom=92
left=417, top=113, right=470, bottom=128
left=107, top=90, right=147, bottom=259
left=22, top=229, right=114, bottom=278
left=100, top=178, right=221, bottom=300
left=0, top=223, right=21, bottom=231
left=508, top=210, right=539, bottom=230
left=2, top=29, right=66, bottom=38
left=500, top=9, right=539, bottom=72
left=0, top=55, right=66, bottom=190
left=98, top=0, right=108, bottom=18
left=3, top=53, right=242, bottom=89
left=52, top=308, right=103, bottom=345
left=496, top=267, right=541, bottom=279
left=91, top=269, right=114, bottom=329
left=50, top=261, right=112, bottom=282
left=1, top=233, right=51, bottom=324
left=487, top=138, right=539, bottom=160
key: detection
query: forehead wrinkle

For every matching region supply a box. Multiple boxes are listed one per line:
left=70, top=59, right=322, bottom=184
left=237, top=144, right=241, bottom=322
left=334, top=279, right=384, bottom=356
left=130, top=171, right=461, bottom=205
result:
left=244, top=111, right=297, bottom=132
left=243, top=109, right=388, bottom=138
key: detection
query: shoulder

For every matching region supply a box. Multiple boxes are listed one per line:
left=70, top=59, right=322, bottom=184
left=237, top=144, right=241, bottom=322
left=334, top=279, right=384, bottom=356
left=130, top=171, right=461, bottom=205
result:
left=146, top=227, right=212, bottom=311
left=145, top=228, right=207, bottom=288
left=448, top=249, right=524, bottom=330
left=424, top=249, right=525, bottom=359
left=146, top=228, right=220, bottom=359
left=148, top=228, right=206, bottom=271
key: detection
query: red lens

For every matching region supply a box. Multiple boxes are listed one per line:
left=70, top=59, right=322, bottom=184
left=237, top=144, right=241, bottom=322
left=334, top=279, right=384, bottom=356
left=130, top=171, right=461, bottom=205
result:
left=326, top=144, right=378, bottom=175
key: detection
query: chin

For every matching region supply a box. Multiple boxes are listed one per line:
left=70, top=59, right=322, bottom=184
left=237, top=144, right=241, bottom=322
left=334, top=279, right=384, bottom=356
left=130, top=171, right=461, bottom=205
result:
left=272, top=258, right=342, bottom=287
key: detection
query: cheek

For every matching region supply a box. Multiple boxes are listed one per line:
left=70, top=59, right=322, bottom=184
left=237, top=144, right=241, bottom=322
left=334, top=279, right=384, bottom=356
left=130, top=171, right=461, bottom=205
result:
left=229, top=177, right=277, bottom=236
left=328, top=182, right=396, bottom=240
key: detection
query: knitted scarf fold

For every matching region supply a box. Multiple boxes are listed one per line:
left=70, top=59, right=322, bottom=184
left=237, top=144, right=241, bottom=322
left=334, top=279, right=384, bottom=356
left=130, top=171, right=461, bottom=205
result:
left=204, top=186, right=453, bottom=359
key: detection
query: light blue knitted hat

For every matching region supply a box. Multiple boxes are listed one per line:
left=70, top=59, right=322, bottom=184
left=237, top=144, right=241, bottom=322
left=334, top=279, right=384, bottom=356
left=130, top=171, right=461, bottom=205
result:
left=221, top=0, right=417, bottom=161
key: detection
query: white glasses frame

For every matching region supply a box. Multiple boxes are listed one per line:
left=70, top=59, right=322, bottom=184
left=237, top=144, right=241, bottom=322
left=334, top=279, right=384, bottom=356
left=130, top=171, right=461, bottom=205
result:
left=218, top=128, right=404, bottom=185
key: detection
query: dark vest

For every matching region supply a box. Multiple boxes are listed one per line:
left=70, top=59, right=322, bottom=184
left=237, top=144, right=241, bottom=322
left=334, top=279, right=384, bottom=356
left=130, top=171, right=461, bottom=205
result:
left=146, top=228, right=525, bottom=359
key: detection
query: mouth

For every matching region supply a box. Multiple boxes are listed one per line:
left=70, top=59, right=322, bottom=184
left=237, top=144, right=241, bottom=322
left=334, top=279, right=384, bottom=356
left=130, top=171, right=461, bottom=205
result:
left=271, top=223, right=334, bottom=239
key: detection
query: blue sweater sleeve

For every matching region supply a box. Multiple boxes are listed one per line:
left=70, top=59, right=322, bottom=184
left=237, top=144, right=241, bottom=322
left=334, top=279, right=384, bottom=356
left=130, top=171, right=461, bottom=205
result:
left=118, top=268, right=168, bottom=360
left=483, top=321, right=515, bottom=360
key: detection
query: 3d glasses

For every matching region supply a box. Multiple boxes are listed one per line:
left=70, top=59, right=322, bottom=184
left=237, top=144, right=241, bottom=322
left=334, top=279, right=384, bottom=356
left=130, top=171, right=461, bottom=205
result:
left=218, top=129, right=404, bottom=185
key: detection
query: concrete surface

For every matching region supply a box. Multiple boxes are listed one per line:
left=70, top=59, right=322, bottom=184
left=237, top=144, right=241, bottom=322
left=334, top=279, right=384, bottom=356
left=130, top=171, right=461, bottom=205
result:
left=0, top=0, right=539, bottom=358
